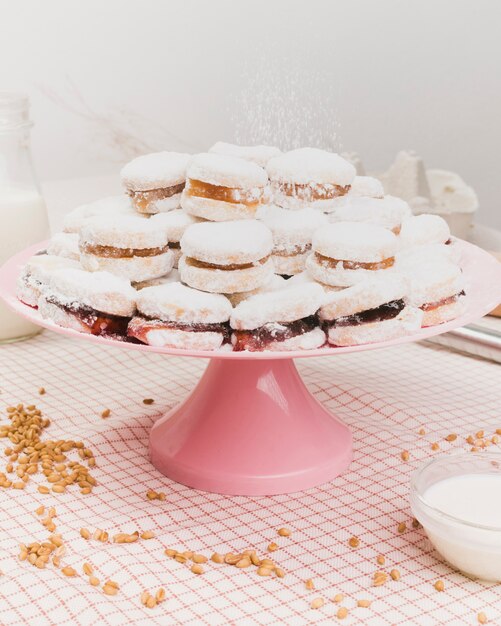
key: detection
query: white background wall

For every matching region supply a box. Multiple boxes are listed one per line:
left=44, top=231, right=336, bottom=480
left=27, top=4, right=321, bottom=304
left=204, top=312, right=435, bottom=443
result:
left=2, top=0, right=500, bottom=227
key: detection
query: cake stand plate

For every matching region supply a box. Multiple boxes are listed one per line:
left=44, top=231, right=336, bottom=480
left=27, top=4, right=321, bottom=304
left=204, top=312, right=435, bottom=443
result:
left=1, top=240, right=500, bottom=495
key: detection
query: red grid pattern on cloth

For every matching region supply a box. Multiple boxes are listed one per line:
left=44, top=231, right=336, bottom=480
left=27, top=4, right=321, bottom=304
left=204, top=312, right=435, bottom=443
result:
left=0, top=330, right=500, bottom=626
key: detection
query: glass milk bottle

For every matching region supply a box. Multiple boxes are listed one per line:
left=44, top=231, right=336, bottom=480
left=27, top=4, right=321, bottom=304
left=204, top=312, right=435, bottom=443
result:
left=0, top=92, right=49, bottom=343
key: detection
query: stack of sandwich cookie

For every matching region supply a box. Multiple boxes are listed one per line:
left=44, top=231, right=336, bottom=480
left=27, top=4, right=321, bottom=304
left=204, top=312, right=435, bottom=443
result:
left=258, top=205, right=328, bottom=276
left=319, top=274, right=422, bottom=346
left=306, top=222, right=397, bottom=287
left=151, top=210, right=200, bottom=267
left=38, top=268, right=136, bottom=338
left=208, top=142, right=282, bottom=167
left=79, top=215, right=174, bottom=282
left=179, top=220, right=273, bottom=294
left=230, top=282, right=325, bottom=351
left=266, top=148, right=356, bottom=211
left=181, top=153, right=268, bottom=221
left=128, top=282, right=232, bottom=350
left=17, top=255, right=80, bottom=307
left=120, top=152, right=190, bottom=214
left=63, top=196, right=136, bottom=233
left=331, top=196, right=412, bottom=233
left=407, top=260, right=467, bottom=326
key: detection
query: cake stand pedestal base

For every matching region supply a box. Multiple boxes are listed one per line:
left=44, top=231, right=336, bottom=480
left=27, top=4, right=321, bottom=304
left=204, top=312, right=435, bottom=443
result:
left=149, top=358, right=352, bottom=495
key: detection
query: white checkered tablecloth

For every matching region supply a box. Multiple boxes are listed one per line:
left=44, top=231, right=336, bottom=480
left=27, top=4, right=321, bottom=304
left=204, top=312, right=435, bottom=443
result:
left=0, top=329, right=500, bottom=626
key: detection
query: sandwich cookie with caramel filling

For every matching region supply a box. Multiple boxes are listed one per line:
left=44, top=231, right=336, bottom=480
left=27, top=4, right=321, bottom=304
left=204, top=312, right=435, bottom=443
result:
left=63, top=196, right=137, bottom=233
left=266, top=148, right=356, bottom=212
left=150, top=210, right=200, bottom=268
left=258, top=205, right=328, bottom=276
left=38, top=268, right=136, bottom=338
left=406, top=260, right=467, bottom=327
left=120, top=151, right=190, bottom=214
left=181, top=153, right=268, bottom=221
left=179, top=220, right=273, bottom=294
left=398, top=214, right=452, bottom=249
left=231, top=282, right=326, bottom=352
left=208, top=142, right=282, bottom=167
left=79, top=215, right=174, bottom=282
left=17, top=255, right=80, bottom=307
left=319, top=274, right=422, bottom=346
left=331, top=195, right=412, bottom=234
left=128, top=282, right=232, bottom=351
left=306, top=222, right=397, bottom=287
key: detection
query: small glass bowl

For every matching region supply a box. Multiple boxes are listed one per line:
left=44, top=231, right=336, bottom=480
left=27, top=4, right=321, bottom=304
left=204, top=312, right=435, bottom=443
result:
left=410, top=451, right=501, bottom=581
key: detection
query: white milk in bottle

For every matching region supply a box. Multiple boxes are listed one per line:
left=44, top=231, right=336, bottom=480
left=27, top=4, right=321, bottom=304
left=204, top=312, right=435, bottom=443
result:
left=0, top=93, right=49, bottom=343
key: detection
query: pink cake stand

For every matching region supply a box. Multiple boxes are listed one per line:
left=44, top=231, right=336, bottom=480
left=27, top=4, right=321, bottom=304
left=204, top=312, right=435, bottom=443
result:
left=1, top=240, right=500, bottom=496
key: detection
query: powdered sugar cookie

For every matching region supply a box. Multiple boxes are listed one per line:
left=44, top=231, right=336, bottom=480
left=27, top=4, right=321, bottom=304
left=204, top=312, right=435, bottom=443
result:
left=258, top=205, right=328, bottom=275
left=406, top=260, right=467, bottom=326
left=128, top=282, right=232, bottom=350
left=181, top=153, right=268, bottom=221
left=266, top=148, right=356, bottom=211
left=225, top=273, right=286, bottom=307
left=17, top=254, right=80, bottom=307
left=306, top=222, right=397, bottom=287
left=349, top=176, right=384, bottom=199
left=319, top=273, right=421, bottom=345
left=79, top=215, right=174, bottom=282
left=398, top=214, right=451, bottom=248
left=208, top=142, right=282, bottom=167
left=63, top=196, right=136, bottom=233
left=133, top=268, right=181, bottom=290
left=331, top=196, right=412, bottom=233
left=120, top=151, right=190, bottom=214
left=230, top=282, right=325, bottom=351
left=179, top=220, right=273, bottom=293
left=38, top=268, right=136, bottom=337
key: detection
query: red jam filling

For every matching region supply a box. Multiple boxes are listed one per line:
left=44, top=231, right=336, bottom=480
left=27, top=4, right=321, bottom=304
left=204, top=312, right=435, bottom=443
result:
left=127, top=316, right=231, bottom=344
left=420, top=291, right=465, bottom=312
left=323, top=299, right=405, bottom=329
left=232, top=315, right=318, bottom=352
left=46, top=296, right=131, bottom=337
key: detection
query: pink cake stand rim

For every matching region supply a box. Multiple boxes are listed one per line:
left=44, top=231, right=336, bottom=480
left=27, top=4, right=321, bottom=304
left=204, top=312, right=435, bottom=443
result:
left=0, top=239, right=500, bottom=360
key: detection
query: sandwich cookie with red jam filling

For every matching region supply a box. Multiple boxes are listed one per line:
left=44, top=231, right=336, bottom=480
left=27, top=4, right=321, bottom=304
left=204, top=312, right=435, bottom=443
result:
left=128, top=282, right=232, bottom=351
left=230, top=282, right=326, bottom=352
left=79, top=215, right=174, bottom=282
left=46, top=233, right=80, bottom=261
left=179, top=220, right=273, bottom=294
left=63, top=196, right=136, bottom=233
left=407, top=260, right=467, bottom=326
left=120, top=151, right=190, bottom=214
left=257, top=205, right=328, bottom=276
left=38, top=268, right=136, bottom=338
left=306, top=222, right=397, bottom=287
left=331, top=195, right=412, bottom=234
left=150, top=210, right=200, bottom=268
left=319, top=274, right=422, bottom=347
left=208, top=142, right=282, bottom=167
left=266, top=148, right=356, bottom=212
left=17, top=255, right=80, bottom=307
left=181, top=153, right=268, bottom=221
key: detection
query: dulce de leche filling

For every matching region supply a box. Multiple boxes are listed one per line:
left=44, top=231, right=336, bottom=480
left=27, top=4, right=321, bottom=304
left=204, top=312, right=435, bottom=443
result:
left=420, top=290, right=465, bottom=312
left=185, top=178, right=264, bottom=206
left=128, top=316, right=231, bottom=344
left=275, top=181, right=350, bottom=201
left=81, top=243, right=170, bottom=259
left=232, top=315, right=318, bottom=352
left=185, top=255, right=269, bottom=271
left=315, top=252, right=395, bottom=271
left=324, top=299, right=405, bottom=329
left=128, top=183, right=185, bottom=212
left=46, top=296, right=131, bottom=337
